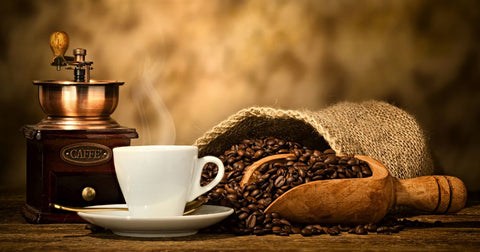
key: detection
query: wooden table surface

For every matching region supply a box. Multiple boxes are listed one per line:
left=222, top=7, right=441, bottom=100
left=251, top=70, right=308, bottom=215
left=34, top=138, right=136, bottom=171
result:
left=1, top=190, right=479, bottom=251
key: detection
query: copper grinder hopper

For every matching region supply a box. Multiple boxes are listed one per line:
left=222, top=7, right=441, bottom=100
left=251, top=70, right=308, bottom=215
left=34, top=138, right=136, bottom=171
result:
left=34, top=31, right=123, bottom=129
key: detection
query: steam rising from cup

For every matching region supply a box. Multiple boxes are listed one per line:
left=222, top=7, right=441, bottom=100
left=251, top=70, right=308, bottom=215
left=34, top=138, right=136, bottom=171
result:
left=130, top=57, right=176, bottom=145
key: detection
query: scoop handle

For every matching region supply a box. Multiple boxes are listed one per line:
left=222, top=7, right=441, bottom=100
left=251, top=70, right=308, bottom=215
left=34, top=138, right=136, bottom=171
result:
left=394, top=175, right=467, bottom=213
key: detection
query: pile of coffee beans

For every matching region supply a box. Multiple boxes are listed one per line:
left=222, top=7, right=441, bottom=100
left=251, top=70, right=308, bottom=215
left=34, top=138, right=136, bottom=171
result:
left=198, top=137, right=411, bottom=236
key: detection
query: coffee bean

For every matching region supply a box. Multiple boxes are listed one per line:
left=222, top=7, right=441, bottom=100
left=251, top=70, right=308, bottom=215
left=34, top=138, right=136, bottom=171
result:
left=324, top=156, right=336, bottom=164
left=226, top=156, right=235, bottom=164
left=280, top=219, right=291, bottom=226
left=291, top=227, right=301, bottom=234
left=366, top=223, right=377, bottom=232
left=253, top=150, right=265, bottom=159
left=246, top=214, right=256, bottom=229
left=323, top=149, right=335, bottom=155
left=312, top=224, right=324, bottom=234
left=345, top=169, right=354, bottom=178
left=233, top=161, right=245, bottom=171
left=293, top=149, right=302, bottom=158
left=237, top=149, right=245, bottom=157
left=355, top=225, right=367, bottom=235
left=338, top=225, right=350, bottom=232
left=215, top=188, right=225, bottom=195
left=297, top=169, right=306, bottom=178
left=376, top=226, right=391, bottom=234
left=298, top=155, right=308, bottom=163
left=272, top=218, right=282, bottom=225
left=247, top=204, right=258, bottom=211
left=253, top=229, right=266, bottom=236
left=238, top=212, right=248, bottom=220
left=327, top=226, right=340, bottom=236
left=347, top=158, right=358, bottom=166
left=301, top=227, right=313, bottom=236
left=271, top=212, right=280, bottom=219
left=274, top=176, right=286, bottom=188
left=272, top=226, right=282, bottom=234
left=361, top=166, right=372, bottom=176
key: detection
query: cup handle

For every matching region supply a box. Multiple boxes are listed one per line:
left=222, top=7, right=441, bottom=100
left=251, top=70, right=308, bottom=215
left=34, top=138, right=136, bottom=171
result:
left=187, top=156, right=225, bottom=202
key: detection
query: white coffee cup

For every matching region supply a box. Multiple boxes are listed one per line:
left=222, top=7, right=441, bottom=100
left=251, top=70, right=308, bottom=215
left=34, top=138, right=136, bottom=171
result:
left=112, top=145, right=225, bottom=218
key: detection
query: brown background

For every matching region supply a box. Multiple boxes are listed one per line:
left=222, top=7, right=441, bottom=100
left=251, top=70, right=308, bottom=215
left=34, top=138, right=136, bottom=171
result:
left=1, top=0, right=479, bottom=192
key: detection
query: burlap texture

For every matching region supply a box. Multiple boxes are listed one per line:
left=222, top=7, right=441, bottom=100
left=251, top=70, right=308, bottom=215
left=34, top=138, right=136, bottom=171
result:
left=195, top=100, right=433, bottom=179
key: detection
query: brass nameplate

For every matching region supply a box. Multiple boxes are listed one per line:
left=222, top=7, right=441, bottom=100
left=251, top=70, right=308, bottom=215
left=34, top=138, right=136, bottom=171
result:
left=60, top=142, right=112, bottom=166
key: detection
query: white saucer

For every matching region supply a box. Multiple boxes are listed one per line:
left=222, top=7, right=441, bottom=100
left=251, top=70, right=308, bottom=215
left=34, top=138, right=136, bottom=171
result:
left=77, top=204, right=233, bottom=238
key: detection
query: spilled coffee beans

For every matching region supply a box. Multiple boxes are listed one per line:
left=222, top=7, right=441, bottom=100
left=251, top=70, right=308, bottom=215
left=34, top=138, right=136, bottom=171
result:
left=199, top=137, right=403, bottom=236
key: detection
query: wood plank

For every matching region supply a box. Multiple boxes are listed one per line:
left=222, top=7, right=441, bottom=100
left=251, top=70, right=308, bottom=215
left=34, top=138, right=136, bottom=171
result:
left=1, top=190, right=479, bottom=251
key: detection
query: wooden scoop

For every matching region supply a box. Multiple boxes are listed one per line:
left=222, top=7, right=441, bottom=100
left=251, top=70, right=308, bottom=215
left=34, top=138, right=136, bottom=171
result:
left=241, top=154, right=467, bottom=224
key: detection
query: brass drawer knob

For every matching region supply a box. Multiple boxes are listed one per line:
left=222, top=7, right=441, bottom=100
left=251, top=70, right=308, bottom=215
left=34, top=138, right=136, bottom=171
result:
left=82, top=187, right=96, bottom=201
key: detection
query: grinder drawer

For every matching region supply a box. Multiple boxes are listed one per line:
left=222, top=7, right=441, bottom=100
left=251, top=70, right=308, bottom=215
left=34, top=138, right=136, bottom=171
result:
left=51, top=172, right=125, bottom=207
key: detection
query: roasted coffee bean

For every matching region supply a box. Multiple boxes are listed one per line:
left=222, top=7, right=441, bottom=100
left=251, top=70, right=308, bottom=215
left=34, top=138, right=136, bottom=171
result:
left=250, top=189, right=261, bottom=197
left=226, top=186, right=236, bottom=194
left=237, top=149, right=246, bottom=157
left=301, top=227, right=313, bottom=236
left=298, top=169, right=306, bottom=178
left=264, top=222, right=273, bottom=229
left=270, top=212, right=280, bottom=219
left=291, top=227, right=301, bottom=234
left=246, top=214, right=256, bottom=229
left=355, top=225, right=367, bottom=235
left=376, top=226, right=392, bottom=234
left=324, top=149, right=336, bottom=155
left=274, top=176, right=286, bottom=188
left=327, top=226, right=340, bottom=236
left=361, top=166, right=372, bottom=176
left=345, top=169, right=354, bottom=178
left=324, top=156, right=336, bottom=164
left=280, top=219, right=291, bottom=226
left=253, top=150, right=265, bottom=159
left=312, top=225, right=324, bottom=234
left=214, top=188, right=225, bottom=195
left=272, top=226, right=282, bottom=234
left=347, top=158, right=358, bottom=166
left=253, top=229, right=266, bottom=236
left=209, top=192, right=221, bottom=200
left=247, top=204, right=258, bottom=211
left=245, top=184, right=257, bottom=191
left=366, top=223, right=377, bottom=232
left=238, top=212, right=248, bottom=220
left=272, top=218, right=282, bottom=225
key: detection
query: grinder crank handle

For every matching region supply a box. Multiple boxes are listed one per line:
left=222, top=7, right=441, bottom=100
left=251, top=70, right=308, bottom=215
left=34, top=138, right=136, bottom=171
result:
left=394, top=175, right=467, bottom=213
left=49, top=31, right=74, bottom=69
left=50, top=31, right=69, bottom=59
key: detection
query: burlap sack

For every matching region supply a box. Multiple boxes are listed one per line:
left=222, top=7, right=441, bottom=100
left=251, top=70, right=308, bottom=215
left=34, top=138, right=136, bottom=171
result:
left=195, top=100, right=433, bottom=179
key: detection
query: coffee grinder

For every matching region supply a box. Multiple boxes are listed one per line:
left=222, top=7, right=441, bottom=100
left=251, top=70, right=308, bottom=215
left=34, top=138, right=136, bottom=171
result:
left=22, top=32, right=138, bottom=223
